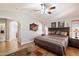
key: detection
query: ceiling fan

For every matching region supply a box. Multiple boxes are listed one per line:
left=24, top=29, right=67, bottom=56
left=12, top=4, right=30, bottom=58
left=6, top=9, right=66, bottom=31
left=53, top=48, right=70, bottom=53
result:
left=33, top=3, right=56, bottom=14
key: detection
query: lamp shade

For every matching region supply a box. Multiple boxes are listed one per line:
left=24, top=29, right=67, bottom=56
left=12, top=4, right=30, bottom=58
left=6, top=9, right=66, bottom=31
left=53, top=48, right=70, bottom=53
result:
left=73, top=29, right=79, bottom=32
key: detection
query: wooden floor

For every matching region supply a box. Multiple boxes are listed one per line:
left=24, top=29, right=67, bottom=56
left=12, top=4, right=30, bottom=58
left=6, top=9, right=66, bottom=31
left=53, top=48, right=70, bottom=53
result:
left=0, top=40, right=79, bottom=56
left=0, top=39, right=20, bottom=56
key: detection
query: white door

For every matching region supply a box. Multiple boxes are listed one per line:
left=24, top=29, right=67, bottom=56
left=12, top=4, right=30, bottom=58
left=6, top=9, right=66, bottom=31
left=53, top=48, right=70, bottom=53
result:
left=9, top=21, right=18, bottom=40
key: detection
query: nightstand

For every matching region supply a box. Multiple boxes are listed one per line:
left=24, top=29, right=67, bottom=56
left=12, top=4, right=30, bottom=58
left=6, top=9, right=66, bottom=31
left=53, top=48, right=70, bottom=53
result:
left=68, top=38, right=79, bottom=48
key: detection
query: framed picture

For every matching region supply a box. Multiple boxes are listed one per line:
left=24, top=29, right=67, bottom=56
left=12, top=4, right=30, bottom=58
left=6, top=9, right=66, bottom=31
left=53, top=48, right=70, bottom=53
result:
left=58, top=21, right=64, bottom=27
left=30, top=23, right=38, bottom=31
left=51, top=22, right=56, bottom=28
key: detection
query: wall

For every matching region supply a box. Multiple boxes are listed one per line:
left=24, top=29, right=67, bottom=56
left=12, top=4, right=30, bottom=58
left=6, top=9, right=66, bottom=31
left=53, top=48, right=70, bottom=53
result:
left=42, top=24, right=48, bottom=35
left=0, top=11, right=42, bottom=44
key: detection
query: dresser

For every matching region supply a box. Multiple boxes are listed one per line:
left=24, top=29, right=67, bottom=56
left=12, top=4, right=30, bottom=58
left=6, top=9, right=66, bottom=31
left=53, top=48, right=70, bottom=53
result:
left=68, top=38, right=79, bottom=48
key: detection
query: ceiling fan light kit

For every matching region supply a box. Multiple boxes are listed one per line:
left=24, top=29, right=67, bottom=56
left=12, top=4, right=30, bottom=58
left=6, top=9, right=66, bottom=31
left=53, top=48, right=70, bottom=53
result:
left=40, top=3, right=55, bottom=15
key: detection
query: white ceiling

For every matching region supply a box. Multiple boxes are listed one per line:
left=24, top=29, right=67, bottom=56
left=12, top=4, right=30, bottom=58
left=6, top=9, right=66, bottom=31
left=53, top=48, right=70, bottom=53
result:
left=0, top=3, right=79, bottom=22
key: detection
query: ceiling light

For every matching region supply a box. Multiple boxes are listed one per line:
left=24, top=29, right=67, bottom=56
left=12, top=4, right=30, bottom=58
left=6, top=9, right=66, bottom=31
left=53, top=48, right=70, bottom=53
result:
left=40, top=3, right=56, bottom=15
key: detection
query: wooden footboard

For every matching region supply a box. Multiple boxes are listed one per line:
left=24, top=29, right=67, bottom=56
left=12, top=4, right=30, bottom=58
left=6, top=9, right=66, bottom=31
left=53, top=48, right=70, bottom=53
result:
left=34, top=39, right=66, bottom=56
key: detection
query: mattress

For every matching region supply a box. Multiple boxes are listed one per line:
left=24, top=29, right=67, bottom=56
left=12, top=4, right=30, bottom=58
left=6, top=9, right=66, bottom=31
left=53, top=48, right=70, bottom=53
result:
left=35, top=35, right=68, bottom=50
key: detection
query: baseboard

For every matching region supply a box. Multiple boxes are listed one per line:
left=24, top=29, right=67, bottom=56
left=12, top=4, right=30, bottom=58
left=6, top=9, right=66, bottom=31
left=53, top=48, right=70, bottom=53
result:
left=21, top=40, right=34, bottom=45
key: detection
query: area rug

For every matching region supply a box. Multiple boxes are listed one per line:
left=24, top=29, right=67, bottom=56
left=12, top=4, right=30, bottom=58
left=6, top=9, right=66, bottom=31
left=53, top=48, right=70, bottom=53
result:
left=7, top=47, right=44, bottom=56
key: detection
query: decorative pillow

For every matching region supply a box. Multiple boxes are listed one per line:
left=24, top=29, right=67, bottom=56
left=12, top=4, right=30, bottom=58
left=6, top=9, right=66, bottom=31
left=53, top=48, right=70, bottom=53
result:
left=60, top=32, right=68, bottom=36
left=48, top=31, right=52, bottom=35
left=56, top=31, right=60, bottom=35
left=64, top=32, right=68, bottom=36
left=52, top=31, right=56, bottom=34
left=48, top=31, right=55, bottom=35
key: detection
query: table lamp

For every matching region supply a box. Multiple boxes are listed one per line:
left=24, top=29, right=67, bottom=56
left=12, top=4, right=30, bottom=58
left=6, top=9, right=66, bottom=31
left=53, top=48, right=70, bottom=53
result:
left=73, top=29, right=79, bottom=39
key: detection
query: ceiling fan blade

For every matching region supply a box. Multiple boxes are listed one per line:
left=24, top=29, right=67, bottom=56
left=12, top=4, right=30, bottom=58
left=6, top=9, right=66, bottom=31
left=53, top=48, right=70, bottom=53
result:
left=49, top=6, right=56, bottom=10
left=33, top=10, right=40, bottom=11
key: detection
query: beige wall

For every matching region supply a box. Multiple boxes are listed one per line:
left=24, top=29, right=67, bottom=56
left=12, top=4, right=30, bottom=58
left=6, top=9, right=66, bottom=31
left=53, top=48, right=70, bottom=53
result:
left=0, top=11, right=42, bottom=44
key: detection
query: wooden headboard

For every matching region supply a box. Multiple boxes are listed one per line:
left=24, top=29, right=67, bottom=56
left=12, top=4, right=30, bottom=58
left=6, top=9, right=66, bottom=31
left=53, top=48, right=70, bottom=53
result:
left=48, top=27, right=70, bottom=36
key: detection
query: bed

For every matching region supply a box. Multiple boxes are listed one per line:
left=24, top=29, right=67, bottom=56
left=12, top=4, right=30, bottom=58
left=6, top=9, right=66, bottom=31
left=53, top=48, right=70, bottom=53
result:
left=34, top=27, right=69, bottom=56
